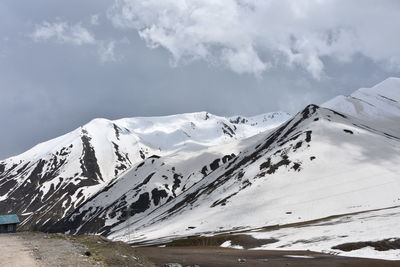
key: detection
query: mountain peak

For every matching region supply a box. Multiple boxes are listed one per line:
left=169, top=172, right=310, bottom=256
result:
left=359, top=77, right=400, bottom=102
left=322, top=77, right=400, bottom=129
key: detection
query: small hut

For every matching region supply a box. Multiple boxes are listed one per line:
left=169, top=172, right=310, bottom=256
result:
left=0, top=214, right=20, bottom=233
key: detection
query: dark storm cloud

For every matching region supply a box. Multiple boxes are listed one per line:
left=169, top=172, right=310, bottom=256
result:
left=0, top=0, right=399, bottom=159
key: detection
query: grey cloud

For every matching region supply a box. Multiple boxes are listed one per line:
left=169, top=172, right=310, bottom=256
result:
left=90, top=14, right=100, bottom=26
left=0, top=0, right=399, bottom=159
left=107, top=0, right=400, bottom=78
left=30, top=20, right=122, bottom=63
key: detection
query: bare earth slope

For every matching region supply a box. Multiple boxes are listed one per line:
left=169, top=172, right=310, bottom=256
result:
left=137, top=246, right=400, bottom=267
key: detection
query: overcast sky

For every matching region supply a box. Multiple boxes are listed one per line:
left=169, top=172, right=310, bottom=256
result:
left=1, top=0, right=399, bottom=159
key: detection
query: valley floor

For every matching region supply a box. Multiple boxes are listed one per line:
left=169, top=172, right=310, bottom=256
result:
left=137, top=246, right=400, bottom=267
left=1, top=232, right=399, bottom=267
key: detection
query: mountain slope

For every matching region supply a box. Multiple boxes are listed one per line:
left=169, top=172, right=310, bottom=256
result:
left=323, top=77, right=400, bottom=136
left=1, top=78, right=399, bottom=260
left=0, top=111, right=290, bottom=230
left=51, top=128, right=264, bottom=236
left=61, top=104, right=399, bottom=246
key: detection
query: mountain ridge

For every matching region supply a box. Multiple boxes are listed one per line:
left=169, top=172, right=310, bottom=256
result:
left=0, top=110, right=290, bottom=231
left=1, top=77, right=399, bottom=260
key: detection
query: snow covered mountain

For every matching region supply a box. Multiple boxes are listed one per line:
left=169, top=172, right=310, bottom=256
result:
left=60, top=104, right=400, bottom=242
left=1, top=77, right=399, bottom=260
left=0, top=111, right=290, bottom=230
left=323, top=77, right=400, bottom=136
left=55, top=77, right=400, bottom=260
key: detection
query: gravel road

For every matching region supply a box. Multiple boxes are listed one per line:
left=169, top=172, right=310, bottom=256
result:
left=0, top=232, right=102, bottom=267
left=0, top=232, right=154, bottom=267
left=0, top=234, right=39, bottom=267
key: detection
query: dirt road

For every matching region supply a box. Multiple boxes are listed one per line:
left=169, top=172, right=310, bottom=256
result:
left=0, top=232, right=153, bottom=267
left=0, top=233, right=102, bottom=267
left=0, top=234, right=39, bottom=267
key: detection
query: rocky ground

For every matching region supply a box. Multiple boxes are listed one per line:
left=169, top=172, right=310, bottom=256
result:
left=1, top=232, right=399, bottom=267
left=0, top=232, right=154, bottom=267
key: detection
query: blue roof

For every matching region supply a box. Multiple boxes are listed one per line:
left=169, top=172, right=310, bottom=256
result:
left=0, top=214, right=20, bottom=225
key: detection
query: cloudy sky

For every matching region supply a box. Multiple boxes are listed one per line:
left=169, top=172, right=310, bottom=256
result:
left=1, top=0, right=399, bottom=159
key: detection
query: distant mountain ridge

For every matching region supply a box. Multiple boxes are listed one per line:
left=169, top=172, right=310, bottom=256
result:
left=323, top=77, right=400, bottom=136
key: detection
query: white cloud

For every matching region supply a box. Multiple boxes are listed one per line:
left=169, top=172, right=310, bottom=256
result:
left=107, top=0, right=400, bottom=78
left=30, top=21, right=125, bottom=64
left=90, top=14, right=100, bottom=26
left=98, top=41, right=117, bottom=63
left=221, top=45, right=269, bottom=76
left=31, top=21, right=96, bottom=45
